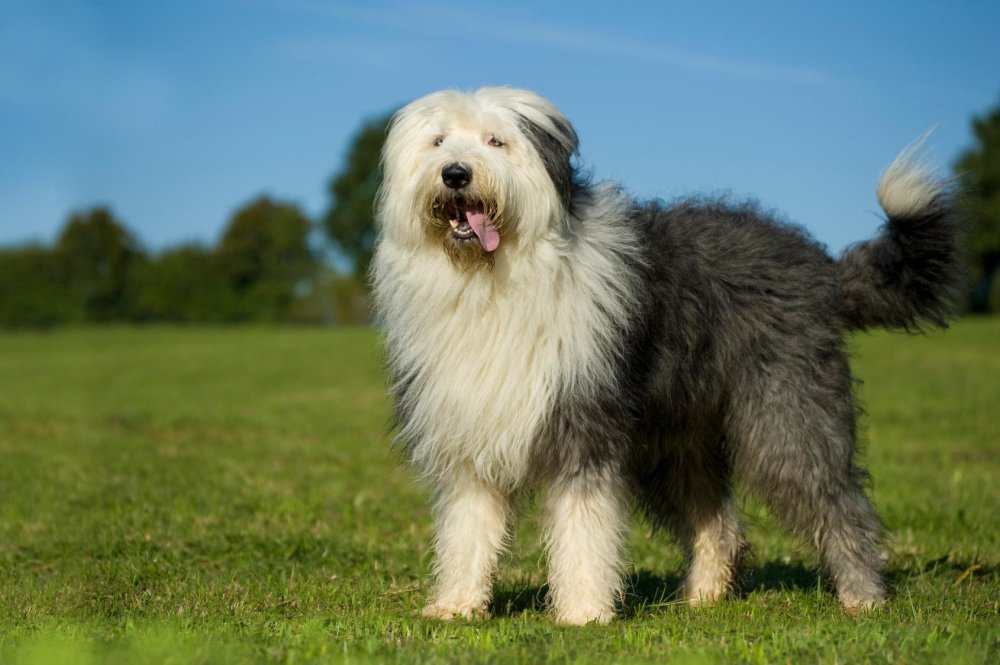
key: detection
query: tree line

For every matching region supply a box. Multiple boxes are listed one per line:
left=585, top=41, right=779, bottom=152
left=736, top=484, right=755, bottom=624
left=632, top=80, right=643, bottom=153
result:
left=2, top=101, right=998, bottom=328
left=0, top=197, right=369, bottom=327
left=0, top=112, right=391, bottom=329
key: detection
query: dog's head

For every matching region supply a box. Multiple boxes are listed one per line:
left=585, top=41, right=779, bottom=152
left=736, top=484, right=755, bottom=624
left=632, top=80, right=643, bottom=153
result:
left=377, top=87, right=578, bottom=270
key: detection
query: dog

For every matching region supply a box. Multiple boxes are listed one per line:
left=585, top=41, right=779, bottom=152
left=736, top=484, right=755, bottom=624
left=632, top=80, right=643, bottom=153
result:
left=370, top=87, right=962, bottom=625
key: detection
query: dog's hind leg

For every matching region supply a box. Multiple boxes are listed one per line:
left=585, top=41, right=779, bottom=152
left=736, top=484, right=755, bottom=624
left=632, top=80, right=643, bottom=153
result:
left=422, top=467, right=511, bottom=620
left=543, top=465, right=630, bottom=625
left=639, top=442, right=748, bottom=606
left=681, top=483, right=749, bottom=607
left=729, top=368, right=886, bottom=614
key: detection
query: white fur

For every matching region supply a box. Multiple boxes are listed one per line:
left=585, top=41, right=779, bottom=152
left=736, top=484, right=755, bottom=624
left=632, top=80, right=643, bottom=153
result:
left=373, top=87, right=643, bottom=622
left=373, top=89, right=640, bottom=492
left=684, top=501, right=746, bottom=606
left=877, top=136, right=946, bottom=218
left=544, top=470, right=629, bottom=625
left=422, top=466, right=511, bottom=620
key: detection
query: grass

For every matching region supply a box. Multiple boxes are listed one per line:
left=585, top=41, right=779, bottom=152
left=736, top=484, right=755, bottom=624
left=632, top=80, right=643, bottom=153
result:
left=0, top=320, right=998, bottom=663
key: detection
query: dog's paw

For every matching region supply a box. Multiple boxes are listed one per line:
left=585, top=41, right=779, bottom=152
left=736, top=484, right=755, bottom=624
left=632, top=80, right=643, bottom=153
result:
left=684, top=577, right=730, bottom=608
left=841, top=595, right=886, bottom=617
left=839, top=584, right=886, bottom=617
left=685, top=587, right=726, bottom=608
left=421, top=602, right=487, bottom=621
left=553, top=605, right=615, bottom=626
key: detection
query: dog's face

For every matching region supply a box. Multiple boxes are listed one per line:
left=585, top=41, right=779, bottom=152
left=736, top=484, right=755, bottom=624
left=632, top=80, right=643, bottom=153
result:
left=378, top=88, right=579, bottom=270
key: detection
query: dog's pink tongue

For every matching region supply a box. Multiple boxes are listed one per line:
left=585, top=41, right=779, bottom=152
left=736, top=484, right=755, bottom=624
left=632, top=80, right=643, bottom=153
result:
left=465, top=207, right=500, bottom=252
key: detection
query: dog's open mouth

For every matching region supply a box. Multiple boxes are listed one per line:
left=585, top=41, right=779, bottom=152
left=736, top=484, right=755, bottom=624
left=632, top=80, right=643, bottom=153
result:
left=441, top=197, right=500, bottom=252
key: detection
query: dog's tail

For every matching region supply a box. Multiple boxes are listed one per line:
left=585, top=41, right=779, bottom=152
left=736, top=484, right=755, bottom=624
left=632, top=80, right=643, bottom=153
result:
left=836, top=142, right=963, bottom=331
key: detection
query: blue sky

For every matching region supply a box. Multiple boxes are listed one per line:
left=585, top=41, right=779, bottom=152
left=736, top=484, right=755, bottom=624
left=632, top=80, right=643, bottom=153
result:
left=2, top=0, right=998, bottom=255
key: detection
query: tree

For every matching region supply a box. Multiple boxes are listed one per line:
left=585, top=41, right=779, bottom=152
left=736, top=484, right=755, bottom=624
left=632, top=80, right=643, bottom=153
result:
left=131, top=244, right=238, bottom=322
left=955, top=99, right=1000, bottom=313
left=54, top=206, right=145, bottom=322
left=0, top=245, right=76, bottom=327
left=323, top=113, right=393, bottom=280
left=215, top=196, right=318, bottom=321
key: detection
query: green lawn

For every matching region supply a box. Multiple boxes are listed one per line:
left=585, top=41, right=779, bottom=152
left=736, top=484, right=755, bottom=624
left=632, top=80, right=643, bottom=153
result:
left=0, top=321, right=997, bottom=664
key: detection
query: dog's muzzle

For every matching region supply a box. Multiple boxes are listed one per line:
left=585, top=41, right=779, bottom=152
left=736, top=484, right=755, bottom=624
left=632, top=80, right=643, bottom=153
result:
left=432, top=163, right=500, bottom=253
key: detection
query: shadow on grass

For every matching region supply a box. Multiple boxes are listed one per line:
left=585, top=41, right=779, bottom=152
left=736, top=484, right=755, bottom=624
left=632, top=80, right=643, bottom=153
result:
left=489, top=560, right=836, bottom=618
left=739, top=559, right=824, bottom=596
left=490, top=583, right=549, bottom=617
left=489, top=572, right=687, bottom=619
left=892, top=554, right=997, bottom=586
left=489, top=572, right=686, bottom=619
left=622, top=570, right=686, bottom=617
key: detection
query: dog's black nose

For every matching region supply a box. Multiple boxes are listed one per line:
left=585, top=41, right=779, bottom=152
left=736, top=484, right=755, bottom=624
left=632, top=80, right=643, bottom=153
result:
left=441, top=162, right=472, bottom=189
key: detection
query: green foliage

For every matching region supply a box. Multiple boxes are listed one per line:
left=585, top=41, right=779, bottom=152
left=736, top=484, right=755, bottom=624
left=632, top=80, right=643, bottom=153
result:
left=0, top=208, right=150, bottom=327
left=323, top=113, right=393, bottom=280
left=216, top=196, right=319, bottom=321
left=0, top=322, right=998, bottom=663
left=54, top=206, right=147, bottom=322
left=285, top=267, right=373, bottom=324
left=130, top=244, right=238, bottom=323
left=955, top=98, right=1000, bottom=312
left=0, top=245, right=76, bottom=327
left=0, top=199, right=358, bottom=327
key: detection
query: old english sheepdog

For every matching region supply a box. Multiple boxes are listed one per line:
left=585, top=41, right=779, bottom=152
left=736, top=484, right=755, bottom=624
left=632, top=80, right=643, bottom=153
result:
left=371, top=87, right=961, bottom=625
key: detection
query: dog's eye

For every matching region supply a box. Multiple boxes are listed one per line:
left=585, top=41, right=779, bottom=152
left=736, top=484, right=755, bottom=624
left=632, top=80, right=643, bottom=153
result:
left=487, top=135, right=505, bottom=147
left=433, top=136, right=444, bottom=147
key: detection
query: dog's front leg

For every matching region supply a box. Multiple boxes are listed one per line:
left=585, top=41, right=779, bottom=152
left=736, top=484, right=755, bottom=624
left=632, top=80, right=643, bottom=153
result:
left=422, top=467, right=511, bottom=620
left=544, top=467, right=629, bottom=625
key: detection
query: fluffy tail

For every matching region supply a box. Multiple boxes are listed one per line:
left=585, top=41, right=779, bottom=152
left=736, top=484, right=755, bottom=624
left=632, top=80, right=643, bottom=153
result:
left=837, top=144, right=963, bottom=331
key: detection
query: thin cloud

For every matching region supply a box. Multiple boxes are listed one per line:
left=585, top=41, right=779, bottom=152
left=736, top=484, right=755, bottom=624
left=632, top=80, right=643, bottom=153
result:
left=253, top=0, right=828, bottom=85
left=510, top=23, right=828, bottom=85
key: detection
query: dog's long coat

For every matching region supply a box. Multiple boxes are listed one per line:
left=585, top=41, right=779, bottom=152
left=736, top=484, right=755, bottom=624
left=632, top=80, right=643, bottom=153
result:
left=371, top=87, right=961, bottom=624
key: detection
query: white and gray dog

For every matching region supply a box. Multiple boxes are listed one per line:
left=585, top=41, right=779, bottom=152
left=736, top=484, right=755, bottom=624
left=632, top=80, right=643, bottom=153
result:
left=371, top=87, right=961, bottom=625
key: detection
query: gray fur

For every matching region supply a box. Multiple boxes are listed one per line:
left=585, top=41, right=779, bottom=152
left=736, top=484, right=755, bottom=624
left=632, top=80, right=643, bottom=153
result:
left=515, top=112, right=579, bottom=209
left=528, top=190, right=959, bottom=610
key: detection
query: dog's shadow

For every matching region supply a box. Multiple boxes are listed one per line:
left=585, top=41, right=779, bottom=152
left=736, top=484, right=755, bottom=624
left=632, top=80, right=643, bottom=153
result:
left=489, top=556, right=996, bottom=619
left=740, top=559, right=825, bottom=596
left=621, top=561, right=824, bottom=617
left=490, top=582, right=549, bottom=617
left=490, top=560, right=825, bottom=618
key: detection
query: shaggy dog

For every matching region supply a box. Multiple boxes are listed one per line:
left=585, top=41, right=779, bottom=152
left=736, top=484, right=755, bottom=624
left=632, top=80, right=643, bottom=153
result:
left=371, top=87, right=961, bottom=625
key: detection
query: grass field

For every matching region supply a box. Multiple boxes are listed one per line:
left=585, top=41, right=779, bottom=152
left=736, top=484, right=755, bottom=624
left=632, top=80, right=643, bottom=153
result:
left=0, top=320, right=998, bottom=664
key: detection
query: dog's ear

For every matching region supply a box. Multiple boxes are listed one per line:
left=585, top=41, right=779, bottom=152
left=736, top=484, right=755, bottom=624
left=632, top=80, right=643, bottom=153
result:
left=517, top=112, right=579, bottom=209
